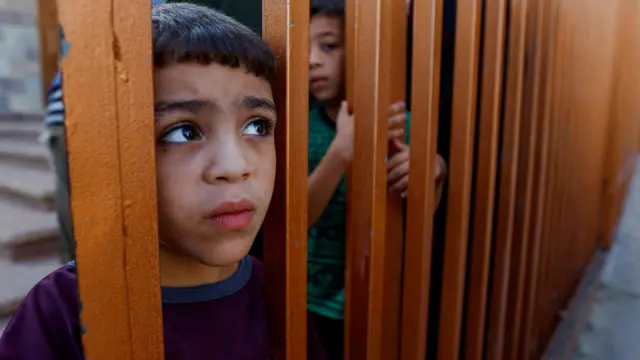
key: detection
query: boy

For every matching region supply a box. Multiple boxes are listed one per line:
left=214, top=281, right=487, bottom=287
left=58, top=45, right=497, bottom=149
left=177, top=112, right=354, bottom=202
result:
left=306, top=0, right=447, bottom=358
left=0, top=4, right=325, bottom=359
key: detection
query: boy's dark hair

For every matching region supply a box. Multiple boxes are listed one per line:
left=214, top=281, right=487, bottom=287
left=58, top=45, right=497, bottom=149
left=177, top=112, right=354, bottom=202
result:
left=152, top=3, right=275, bottom=82
left=310, top=0, right=345, bottom=19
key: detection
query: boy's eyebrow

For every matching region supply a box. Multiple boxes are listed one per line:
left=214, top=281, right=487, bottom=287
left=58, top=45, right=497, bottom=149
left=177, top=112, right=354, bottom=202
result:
left=154, top=96, right=276, bottom=119
left=243, top=95, right=277, bottom=115
left=316, top=30, right=339, bottom=38
left=154, top=99, right=213, bottom=119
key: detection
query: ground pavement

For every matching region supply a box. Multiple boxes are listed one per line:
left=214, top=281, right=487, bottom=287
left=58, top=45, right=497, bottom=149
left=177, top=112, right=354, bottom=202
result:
left=572, top=158, right=640, bottom=360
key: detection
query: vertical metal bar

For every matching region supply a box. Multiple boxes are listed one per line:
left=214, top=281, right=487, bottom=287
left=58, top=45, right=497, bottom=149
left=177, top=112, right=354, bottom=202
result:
left=381, top=0, right=408, bottom=358
left=463, top=0, right=507, bottom=358
left=519, top=0, right=555, bottom=356
left=262, top=0, right=310, bottom=358
left=485, top=0, right=528, bottom=358
left=399, top=0, right=443, bottom=359
left=58, top=0, right=164, bottom=358
left=345, top=0, right=388, bottom=358
left=437, top=0, right=483, bottom=357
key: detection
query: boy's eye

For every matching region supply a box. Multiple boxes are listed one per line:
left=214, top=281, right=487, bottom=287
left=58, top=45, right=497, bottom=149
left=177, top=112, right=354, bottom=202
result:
left=243, top=118, right=274, bottom=137
left=161, top=124, right=202, bottom=143
left=322, top=43, right=339, bottom=52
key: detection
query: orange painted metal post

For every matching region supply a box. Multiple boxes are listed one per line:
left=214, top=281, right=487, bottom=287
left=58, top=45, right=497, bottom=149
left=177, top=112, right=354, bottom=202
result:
left=519, top=0, right=555, bottom=357
left=504, top=0, right=544, bottom=356
left=58, top=0, right=165, bottom=359
left=463, top=0, right=507, bottom=358
left=533, top=0, right=622, bottom=352
left=344, top=0, right=389, bottom=358
left=399, top=0, right=443, bottom=359
left=485, top=0, right=528, bottom=358
left=261, top=0, right=310, bottom=359
left=437, top=0, right=482, bottom=358
left=380, top=0, right=408, bottom=358
left=534, top=0, right=563, bottom=349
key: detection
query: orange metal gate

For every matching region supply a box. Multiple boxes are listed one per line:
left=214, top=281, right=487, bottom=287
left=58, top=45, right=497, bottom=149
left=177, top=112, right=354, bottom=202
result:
left=52, top=0, right=640, bottom=359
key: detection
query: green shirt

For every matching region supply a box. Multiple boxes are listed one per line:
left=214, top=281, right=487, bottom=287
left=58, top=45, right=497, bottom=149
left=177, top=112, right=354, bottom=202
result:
left=307, top=107, right=410, bottom=320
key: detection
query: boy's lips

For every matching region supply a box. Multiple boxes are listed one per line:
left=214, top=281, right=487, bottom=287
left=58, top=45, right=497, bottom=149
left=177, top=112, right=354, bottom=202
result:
left=208, top=199, right=256, bottom=230
left=310, top=76, right=328, bottom=87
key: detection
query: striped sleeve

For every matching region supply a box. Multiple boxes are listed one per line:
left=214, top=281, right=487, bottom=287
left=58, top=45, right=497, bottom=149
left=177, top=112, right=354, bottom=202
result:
left=44, top=71, right=64, bottom=125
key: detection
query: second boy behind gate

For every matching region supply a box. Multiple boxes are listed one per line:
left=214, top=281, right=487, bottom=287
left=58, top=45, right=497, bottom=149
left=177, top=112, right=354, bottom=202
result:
left=306, top=0, right=448, bottom=358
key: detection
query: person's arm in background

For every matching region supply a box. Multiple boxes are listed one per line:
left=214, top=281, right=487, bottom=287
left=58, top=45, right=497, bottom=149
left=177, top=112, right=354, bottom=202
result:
left=308, top=101, right=407, bottom=228
left=307, top=102, right=352, bottom=228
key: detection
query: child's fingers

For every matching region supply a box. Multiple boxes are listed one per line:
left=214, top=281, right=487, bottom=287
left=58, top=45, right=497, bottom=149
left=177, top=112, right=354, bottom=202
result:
left=387, top=159, right=410, bottom=183
left=388, top=128, right=404, bottom=140
left=388, top=113, right=406, bottom=130
left=388, top=101, right=406, bottom=116
left=387, top=150, right=409, bottom=170
left=391, top=138, right=410, bottom=152
left=389, top=175, right=409, bottom=193
left=339, top=100, right=349, bottom=116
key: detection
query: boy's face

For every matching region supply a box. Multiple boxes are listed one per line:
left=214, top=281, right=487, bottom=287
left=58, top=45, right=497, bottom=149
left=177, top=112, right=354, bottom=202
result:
left=309, top=14, right=345, bottom=102
left=154, top=63, right=276, bottom=267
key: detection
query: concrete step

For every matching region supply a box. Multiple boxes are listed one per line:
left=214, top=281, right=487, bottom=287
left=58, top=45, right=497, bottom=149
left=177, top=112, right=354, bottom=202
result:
left=0, top=121, right=43, bottom=142
left=0, top=112, right=44, bottom=123
left=0, top=200, right=59, bottom=261
left=0, top=163, right=55, bottom=210
left=0, top=255, right=61, bottom=319
left=0, top=140, right=49, bottom=170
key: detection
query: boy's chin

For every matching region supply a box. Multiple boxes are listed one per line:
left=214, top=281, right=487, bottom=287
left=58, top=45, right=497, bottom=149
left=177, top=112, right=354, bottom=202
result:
left=190, top=236, right=254, bottom=268
left=311, top=91, right=339, bottom=103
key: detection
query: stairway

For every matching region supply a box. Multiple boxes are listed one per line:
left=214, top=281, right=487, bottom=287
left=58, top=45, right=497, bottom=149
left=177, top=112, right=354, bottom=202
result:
left=0, top=114, right=62, bottom=335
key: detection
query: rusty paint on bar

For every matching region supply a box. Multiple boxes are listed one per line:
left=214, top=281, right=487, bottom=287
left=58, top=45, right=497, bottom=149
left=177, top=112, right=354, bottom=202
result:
left=58, top=0, right=164, bottom=358
left=261, top=0, right=310, bottom=359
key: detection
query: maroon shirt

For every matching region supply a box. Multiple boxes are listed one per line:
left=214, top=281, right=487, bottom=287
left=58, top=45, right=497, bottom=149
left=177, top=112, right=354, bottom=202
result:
left=0, top=256, right=326, bottom=360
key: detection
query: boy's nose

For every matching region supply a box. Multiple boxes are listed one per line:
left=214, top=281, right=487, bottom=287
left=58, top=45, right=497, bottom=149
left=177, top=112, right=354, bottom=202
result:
left=202, top=138, right=252, bottom=184
left=309, top=47, right=322, bottom=68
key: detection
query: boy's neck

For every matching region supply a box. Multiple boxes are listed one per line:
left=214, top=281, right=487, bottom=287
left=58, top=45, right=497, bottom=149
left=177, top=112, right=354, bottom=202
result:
left=322, top=100, right=341, bottom=122
left=158, top=246, right=239, bottom=287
